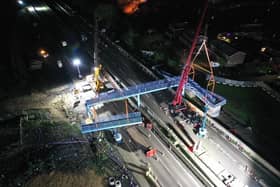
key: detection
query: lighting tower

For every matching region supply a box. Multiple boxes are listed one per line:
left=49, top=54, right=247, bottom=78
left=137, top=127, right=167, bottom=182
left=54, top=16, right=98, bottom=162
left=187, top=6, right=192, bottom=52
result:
left=93, top=14, right=98, bottom=67
left=73, top=58, right=82, bottom=79
left=93, top=14, right=103, bottom=92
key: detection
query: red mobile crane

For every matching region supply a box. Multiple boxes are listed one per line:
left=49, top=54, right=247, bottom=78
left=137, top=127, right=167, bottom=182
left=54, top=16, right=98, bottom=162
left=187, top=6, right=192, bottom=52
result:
left=172, top=0, right=209, bottom=106
left=173, top=0, right=211, bottom=138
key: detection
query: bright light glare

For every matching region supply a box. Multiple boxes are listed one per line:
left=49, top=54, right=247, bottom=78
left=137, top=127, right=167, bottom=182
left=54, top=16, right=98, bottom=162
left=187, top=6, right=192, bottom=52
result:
left=27, top=6, right=35, bottom=12
left=38, top=49, right=49, bottom=58
left=73, top=58, right=81, bottom=66
left=18, top=0, right=24, bottom=5
left=40, top=49, right=47, bottom=55
left=34, top=6, right=50, bottom=12
left=26, top=5, right=50, bottom=12
left=261, top=47, right=266, bottom=52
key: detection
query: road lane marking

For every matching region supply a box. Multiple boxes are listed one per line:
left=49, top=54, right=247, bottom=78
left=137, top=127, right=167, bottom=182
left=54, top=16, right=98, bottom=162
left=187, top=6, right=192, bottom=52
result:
left=150, top=131, right=202, bottom=187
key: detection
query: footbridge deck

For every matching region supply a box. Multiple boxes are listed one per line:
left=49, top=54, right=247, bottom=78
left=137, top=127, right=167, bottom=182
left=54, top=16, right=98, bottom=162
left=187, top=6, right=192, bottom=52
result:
left=81, top=112, right=142, bottom=133
left=86, top=77, right=226, bottom=109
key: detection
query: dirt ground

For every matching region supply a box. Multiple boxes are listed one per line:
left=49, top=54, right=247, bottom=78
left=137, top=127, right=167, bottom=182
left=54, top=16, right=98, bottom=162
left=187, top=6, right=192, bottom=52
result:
left=26, top=169, right=104, bottom=187
left=0, top=117, right=107, bottom=187
left=127, top=127, right=150, bottom=148
left=0, top=74, right=129, bottom=187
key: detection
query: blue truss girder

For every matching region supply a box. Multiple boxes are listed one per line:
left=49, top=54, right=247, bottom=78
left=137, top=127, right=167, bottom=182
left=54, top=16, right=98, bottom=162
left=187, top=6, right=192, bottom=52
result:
left=86, top=77, right=226, bottom=108
left=81, top=112, right=142, bottom=133
left=94, top=113, right=136, bottom=123
left=186, top=78, right=226, bottom=107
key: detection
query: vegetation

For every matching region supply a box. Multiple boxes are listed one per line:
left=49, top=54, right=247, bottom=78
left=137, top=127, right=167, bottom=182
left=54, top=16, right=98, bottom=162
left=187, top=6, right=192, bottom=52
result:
left=0, top=119, right=105, bottom=187
left=121, top=28, right=139, bottom=49
left=215, top=55, right=227, bottom=66
left=215, top=85, right=280, bottom=138
left=153, top=51, right=165, bottom=62
left=136, top=34, right=165, bottom=51
left=256, top=63, right=273, bottom=75
left=167, top=58, right=180, bottom=68
left=95, top=3, right=120, bottom=29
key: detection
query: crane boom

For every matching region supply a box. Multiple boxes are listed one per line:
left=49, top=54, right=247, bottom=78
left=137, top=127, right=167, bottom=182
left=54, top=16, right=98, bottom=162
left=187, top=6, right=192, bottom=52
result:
left=172, top=0, right=209, bottom=106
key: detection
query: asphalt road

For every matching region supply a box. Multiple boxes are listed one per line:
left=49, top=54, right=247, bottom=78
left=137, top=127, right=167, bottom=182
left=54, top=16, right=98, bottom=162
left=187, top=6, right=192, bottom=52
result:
left=98, top=41, right=280, bottom=187
left=82, top=72, right=204, bottom=186
left=123, top=125, right=203, bottom=187
left=98, top=45, right=214, bottom=187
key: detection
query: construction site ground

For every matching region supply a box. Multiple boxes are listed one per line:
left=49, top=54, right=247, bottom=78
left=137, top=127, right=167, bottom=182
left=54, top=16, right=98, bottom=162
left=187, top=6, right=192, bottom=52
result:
left=0, top=83, right=126, bottom=187
left=0, top=109, right=109, bottom=187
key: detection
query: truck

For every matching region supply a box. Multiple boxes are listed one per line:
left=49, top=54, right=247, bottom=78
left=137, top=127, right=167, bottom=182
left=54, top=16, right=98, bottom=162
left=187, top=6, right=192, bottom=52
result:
left=145, top=146, right=157, bottom=157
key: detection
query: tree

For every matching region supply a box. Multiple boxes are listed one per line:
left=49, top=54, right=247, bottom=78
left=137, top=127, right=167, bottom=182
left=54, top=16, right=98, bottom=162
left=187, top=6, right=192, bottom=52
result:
left=137, top=34, right=164, bottom=50
left=121, top=28, right=139, bottom=49
left=95, top=4, right=119, bottom=29
left=153, top=51, right=165, bottom=62
left=167, top=58, right=179, bottom=67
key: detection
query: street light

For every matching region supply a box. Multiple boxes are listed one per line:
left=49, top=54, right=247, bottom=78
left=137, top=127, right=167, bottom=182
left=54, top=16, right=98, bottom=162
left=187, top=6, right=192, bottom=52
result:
left=38, top=48, right=49, bottom=58
left=18, top=0, right=24, bottom=5
left=72, top=58, right=82, bottom=79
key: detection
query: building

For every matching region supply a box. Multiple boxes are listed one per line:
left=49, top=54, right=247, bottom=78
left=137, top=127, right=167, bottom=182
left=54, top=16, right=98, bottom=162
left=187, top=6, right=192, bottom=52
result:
left=210, top=40, right=246, bottom=67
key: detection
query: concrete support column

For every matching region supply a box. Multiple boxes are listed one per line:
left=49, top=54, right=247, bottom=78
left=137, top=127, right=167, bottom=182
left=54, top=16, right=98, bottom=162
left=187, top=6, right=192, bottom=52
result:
left=137, top=95, right=141, bottom=108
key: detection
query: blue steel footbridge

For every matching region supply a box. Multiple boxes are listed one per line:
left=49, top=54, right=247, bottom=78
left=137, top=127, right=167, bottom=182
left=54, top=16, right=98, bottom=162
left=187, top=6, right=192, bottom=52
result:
left=81, top=76, right=226, bottom=134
